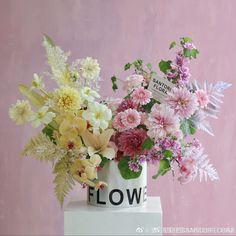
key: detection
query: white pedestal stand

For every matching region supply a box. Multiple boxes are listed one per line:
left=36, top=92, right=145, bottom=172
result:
left=64, top=197, right=162, bottom=235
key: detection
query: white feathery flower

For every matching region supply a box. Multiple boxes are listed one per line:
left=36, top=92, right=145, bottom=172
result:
left=42, top=36, right=70, bottom=85
left=80, top=57, right=100, bottom=80
left=9, top=100, right=33, bottom=125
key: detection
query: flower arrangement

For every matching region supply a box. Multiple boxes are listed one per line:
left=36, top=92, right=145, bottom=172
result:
left=9, top=36, right=231, bottom=207
left=109, top=37, right=231, bottom=183
left=9, top=35, right=115, bottom=206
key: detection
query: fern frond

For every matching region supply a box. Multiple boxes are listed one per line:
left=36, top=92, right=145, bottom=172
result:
left=191, top=110, right=214, bottom=136
left=21, top=133, right=66, bottom=162
left=192, top=148, right=219, bottom=182
left=192, top=80, right=231, bottom=119
left=53, top=157, right=75, bottom=207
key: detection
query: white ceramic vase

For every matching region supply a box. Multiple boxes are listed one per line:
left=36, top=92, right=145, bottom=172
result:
left=87, top=161, right=147, bottom=208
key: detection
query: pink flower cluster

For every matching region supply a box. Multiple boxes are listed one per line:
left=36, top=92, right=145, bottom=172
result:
left=166, top=51, right=191, bottom=85
left=110, top=38, right=229, bottom=184
left=112, top=87, right=152, bottom=131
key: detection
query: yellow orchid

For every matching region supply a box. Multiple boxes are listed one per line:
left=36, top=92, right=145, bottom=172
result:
left=81, top=129, right=116, bottom=160
left=70, top=154, right=102, bottom=187
left=58, top=130, right=82, bottom=150
left=59, top=113, right=87, bottom=136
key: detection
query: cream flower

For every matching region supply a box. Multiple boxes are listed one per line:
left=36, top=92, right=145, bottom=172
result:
left=80, top=86, right=100, bottom=102
left=81, top=129, right=115, bottom=160
left=53, top=86, right=82, bottom=113
left=9, top=100, right=32, bottom=125
left=82, top=102, right=112, bottom=130
left=30, top=106, right=56, bottom=128
left=80, top=57, right=100, bottom=80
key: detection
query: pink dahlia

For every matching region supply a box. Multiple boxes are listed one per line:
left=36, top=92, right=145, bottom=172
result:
left=145, top=104, right=179, bottom=140
left=117, top=98, right=137, bottom=112
left=113, top=113, right=126, bottom=131
left=131, top=87, right=152, bottom=105
left=165, top=87, right=198, bottom=119
left=121, top=109, right=141, bottom=129
left=195, top=89, right=209, bottom=108
left=117, top=129, right=147, bottom=156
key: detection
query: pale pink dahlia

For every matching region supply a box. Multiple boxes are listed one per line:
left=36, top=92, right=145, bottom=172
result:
left=117, top=129, right=147, bottom=156
left=131, top=87, right=152, bottom=105
left=121, top=109, right=141, bottom=129
left=165, top=87, right=198, bottom=119
left=195, top=89, right=209, bottom=108
left=145, top=104, right=179, bottom=140
left=123, top=74, right=144, bottom=91
left=113, top=113, right=126, bottom=131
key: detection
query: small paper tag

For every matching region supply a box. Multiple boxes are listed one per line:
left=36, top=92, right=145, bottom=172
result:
left=148, top=76, right=175, bottom=103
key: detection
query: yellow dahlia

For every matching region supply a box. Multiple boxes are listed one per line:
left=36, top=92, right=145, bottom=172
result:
left=53, top=86, right=82, bottom=113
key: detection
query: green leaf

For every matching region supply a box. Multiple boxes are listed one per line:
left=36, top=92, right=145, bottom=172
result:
left=180, top=118, right=196, bottom=136
left=146, top=63, right=152, bottom=70
left=183, top=48, right=192, bottom=58
left=100, top=155, right=109, bottom=168
left=137, top=124, right=148, bottom=130
left=163, top=150, right=173, bottom=158
left=124, top=63, right=132, bottom=71
left=142, top=98, right=159, bottom=112
left=152, top=159, right=171, bottom=179
left=118, top=157, right=142, bottom=180
left=191, top=48, right=199, bottom=58
left=111, top=75, right=118, bottom=91
left=133, top=59, right=143, bottom=70
left=42, top=125, right=55, bottom=143
left=159, top=60, right=172, bottom=74
left=142, top=138, right=154, bottom=151
left=181, top=37, right=193, bottom=43
left=169, top=41, right=176, bottom=49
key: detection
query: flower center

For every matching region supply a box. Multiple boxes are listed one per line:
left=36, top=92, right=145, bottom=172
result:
left=127, top=115, right=135, bottom=123
left=58, top=95, right=73, bottom=110
left=68, top=141, right=75, bottom=149
left=95, top=112, right=102, bottom=119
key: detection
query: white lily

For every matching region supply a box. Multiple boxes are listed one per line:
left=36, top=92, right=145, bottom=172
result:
left=81, top=129, right=116, bottom=160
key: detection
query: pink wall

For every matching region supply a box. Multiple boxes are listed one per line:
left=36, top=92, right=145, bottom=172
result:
left=0, top=0, right=236, bottom=235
